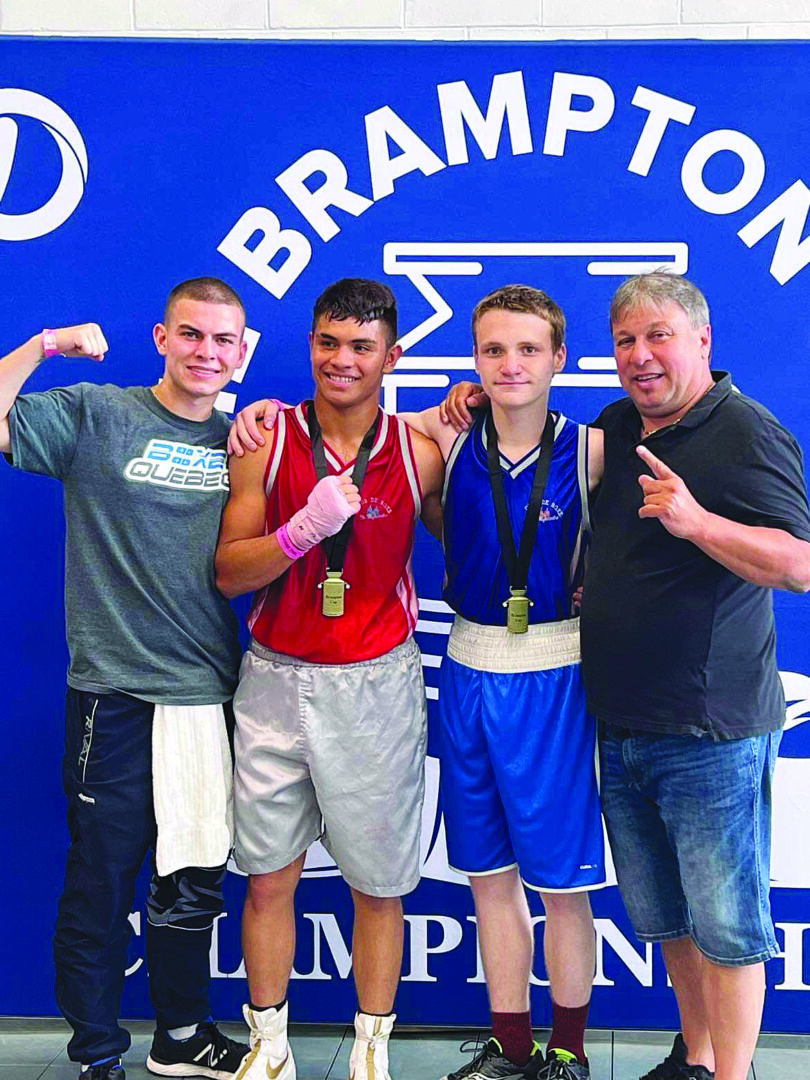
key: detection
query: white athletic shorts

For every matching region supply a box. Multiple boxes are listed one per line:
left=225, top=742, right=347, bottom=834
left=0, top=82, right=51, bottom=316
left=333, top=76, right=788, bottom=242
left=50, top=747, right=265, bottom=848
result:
left=233, top=637, right=427, bottom=897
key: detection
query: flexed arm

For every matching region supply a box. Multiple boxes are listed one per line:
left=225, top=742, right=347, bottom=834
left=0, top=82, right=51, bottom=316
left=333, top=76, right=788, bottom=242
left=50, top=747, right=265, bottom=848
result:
left=0, top=325, right=107, bottom=453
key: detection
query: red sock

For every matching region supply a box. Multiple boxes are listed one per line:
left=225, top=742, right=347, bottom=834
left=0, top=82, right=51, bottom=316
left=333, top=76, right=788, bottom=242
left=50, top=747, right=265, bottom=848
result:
left=547, top=1000, right=590, bottom=1063
left=491, top=1011, right=534, bottom=1067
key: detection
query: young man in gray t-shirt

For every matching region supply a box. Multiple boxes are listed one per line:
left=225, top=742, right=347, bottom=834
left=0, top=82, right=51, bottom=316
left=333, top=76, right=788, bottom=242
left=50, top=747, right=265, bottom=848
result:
left=0, top=279, right=251, bottom=1080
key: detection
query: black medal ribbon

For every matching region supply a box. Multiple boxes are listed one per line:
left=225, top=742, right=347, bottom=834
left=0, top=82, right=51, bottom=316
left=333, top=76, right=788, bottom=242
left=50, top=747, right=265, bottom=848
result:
left=486, top=408, right=557, bottom=595
left=306, top=400, right=381, bottom=574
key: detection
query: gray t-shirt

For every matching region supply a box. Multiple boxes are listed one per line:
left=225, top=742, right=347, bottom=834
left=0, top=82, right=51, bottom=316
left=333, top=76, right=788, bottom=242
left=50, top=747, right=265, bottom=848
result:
left=8, top=383, right=241, bottom=704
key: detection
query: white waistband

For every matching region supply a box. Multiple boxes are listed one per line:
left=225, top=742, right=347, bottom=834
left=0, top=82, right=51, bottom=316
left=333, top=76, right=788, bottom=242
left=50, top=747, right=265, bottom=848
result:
left=447, top=614, right=581, bottom=674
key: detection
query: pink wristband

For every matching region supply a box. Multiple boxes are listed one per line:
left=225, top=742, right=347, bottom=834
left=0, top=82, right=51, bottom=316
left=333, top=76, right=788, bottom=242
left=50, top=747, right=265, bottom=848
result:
left=41, top=329, right=60, bottom=358
left=276, top=522, right=305, bottom=561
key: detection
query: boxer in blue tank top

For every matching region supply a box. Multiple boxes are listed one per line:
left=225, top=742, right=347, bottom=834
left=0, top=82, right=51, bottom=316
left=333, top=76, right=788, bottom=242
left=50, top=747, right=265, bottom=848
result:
left=442, top=408, right=587, bottom=626
left=401, top=286, right=606, bottom=1080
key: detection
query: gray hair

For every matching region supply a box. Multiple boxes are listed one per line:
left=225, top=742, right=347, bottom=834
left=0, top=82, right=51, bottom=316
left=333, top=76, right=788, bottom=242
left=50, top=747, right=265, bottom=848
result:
left=610, top=271, right=710, bottom=330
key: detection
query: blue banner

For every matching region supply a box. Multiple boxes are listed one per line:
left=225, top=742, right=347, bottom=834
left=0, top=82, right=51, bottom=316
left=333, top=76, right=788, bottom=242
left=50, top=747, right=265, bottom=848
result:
left=1, top=37, right=809, bottom=1031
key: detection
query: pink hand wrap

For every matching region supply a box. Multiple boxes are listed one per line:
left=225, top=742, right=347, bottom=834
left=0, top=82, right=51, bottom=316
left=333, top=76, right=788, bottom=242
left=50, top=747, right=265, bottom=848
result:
left=277, top=475, right=357, bottom=559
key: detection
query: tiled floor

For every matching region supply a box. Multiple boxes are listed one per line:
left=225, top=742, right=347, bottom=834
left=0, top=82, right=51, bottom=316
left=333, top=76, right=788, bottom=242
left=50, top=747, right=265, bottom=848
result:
left=0, top=1021, right=806, bottom=1079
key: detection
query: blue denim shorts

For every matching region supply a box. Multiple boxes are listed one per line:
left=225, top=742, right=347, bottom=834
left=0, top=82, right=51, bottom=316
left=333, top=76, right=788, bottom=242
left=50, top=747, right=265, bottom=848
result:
left=598, top=724, right=781, bottom=966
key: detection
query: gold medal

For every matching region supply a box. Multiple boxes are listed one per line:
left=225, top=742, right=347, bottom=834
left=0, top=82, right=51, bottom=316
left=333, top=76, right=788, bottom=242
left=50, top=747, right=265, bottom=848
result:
left=309, top=404, right=379, bottom=623
left=487, top=410, right=553, bottom=640
left=320, top=570, right=349, bottom=618
left=505, top=587, right=531, bottom=635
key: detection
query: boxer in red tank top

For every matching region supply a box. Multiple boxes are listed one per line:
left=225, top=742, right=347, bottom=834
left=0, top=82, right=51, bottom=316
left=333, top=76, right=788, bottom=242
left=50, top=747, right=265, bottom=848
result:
left=247, top=402, right=423, bottom=664
left=216, top=280, right=443, bottom=1080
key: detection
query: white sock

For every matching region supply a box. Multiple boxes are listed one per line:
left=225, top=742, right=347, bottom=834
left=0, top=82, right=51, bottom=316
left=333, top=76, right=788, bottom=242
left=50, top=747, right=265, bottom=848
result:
left=168, top=1024, right=199, bottom=1041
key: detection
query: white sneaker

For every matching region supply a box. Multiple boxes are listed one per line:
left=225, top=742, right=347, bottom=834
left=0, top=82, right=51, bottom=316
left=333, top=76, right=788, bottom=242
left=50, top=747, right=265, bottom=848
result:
left=234, top=1002, right=296, bottom=1080
left=348, top=1012, right=395, bottom=1080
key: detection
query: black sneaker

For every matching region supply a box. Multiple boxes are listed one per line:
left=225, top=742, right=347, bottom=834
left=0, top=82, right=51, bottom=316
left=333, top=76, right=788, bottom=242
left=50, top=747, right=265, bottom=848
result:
left=640, top=1034, right=714, bottom=1080
left=532, top=1049, right=590, bottom=1079
left=441, top=1038, right=541, bottom=1080
left=147, top=1022, right=250, bottom=1078
left=82, top=1062, right=125, bottom=1080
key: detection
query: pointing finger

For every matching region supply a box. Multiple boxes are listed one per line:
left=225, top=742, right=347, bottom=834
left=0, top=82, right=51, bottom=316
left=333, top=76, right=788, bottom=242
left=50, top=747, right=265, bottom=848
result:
left=636, top=444, right=675, bottom=480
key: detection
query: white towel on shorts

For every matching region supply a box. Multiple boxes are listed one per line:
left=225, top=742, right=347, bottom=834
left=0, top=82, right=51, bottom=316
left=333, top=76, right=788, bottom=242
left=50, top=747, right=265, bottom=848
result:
left=152, top=703, right=234, bottom=877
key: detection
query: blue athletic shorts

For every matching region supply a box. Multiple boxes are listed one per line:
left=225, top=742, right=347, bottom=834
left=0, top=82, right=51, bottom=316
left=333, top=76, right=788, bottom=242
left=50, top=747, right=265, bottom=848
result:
left=438, top=616, right=606, bottom=893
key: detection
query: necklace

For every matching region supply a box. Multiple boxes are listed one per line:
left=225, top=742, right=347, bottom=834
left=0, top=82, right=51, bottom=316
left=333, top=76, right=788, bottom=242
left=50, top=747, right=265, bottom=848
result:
left=641, top=381, right=714, bottom=438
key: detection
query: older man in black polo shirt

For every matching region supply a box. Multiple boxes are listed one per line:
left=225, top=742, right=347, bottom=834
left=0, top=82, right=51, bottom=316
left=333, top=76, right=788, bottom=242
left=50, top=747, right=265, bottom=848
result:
left=581, top=272, right=810, bottom=1080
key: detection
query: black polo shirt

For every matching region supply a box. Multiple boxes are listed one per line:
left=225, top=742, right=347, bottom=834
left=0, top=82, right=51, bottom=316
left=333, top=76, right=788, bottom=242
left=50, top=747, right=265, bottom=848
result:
left=581, top=372, right=810, bottom=740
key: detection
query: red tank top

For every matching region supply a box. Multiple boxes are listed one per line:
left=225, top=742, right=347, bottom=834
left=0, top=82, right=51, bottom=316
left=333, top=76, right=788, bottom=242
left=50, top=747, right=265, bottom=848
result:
left=248, top=403, right=422, bottom=663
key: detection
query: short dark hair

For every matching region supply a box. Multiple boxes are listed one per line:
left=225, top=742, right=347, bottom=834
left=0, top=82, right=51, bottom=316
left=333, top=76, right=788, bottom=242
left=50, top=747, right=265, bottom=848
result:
left=165, top=277, right=246, bottom=324
left=312, top=278, right=398, bottom=347
left=472, top=284, right=566, bottom=354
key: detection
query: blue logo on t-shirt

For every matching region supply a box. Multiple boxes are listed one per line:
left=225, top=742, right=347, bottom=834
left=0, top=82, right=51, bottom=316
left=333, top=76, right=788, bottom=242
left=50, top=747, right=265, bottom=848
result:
left=124, top=440, right=228, bottom=491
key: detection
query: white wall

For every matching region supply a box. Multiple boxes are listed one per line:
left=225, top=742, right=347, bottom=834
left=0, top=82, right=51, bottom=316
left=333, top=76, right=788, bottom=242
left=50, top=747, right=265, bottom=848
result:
left=2, top=0, right=810, bottom=39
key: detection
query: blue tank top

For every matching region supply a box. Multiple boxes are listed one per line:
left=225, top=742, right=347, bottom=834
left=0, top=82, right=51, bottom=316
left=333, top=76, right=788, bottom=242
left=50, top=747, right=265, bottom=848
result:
left=442, top=410, right=589, bottom=625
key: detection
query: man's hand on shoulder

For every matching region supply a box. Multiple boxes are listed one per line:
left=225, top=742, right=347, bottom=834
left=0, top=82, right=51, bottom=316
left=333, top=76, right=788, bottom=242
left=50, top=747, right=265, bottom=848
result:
left=439, top=380, right=488, bottom=432
left=228, top=397, right=291, bottom=457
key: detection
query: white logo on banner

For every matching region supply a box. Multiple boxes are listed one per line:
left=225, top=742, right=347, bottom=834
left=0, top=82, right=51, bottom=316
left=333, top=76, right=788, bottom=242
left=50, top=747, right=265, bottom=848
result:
left=772, top=671, right=810, bottom=889
left=219, top=69, right=810, bottom=297
left=0, top=89, right=88, bottom=241
left=380, top=240, right=688, bottom=411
